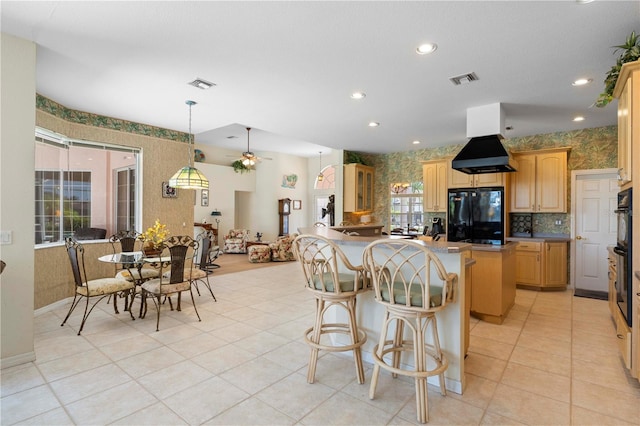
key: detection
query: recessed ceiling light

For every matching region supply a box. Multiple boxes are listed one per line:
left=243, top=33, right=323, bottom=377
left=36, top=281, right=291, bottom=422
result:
left=416, top=43, right=437, bottom=55
left=576, top=0, right=594, bottom=4
left=188, top=78, right=215, bottom=90
left=412, top=140, right=420, bottom=145
left=573, top=116, right=585, bottom=122
left=351, top=92, right=366, bottom=100
left=368, top=121, right=380, bottom=127
left=572, top=78, right=592, bottom=86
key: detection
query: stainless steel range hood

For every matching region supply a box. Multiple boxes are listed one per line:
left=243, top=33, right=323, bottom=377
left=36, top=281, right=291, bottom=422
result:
left=451, top=103, right=517, bottom=174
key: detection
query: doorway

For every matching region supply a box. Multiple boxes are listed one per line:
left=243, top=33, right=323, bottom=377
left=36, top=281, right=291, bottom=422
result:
left=571, top=169, right=618, bottom=299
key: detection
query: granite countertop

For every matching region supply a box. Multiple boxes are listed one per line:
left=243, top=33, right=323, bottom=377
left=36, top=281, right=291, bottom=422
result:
left=471, top=241, right=518, bottom=252
left=297, top=226, right=472, bottom=254
left=506, top=235, right=571, bottom=243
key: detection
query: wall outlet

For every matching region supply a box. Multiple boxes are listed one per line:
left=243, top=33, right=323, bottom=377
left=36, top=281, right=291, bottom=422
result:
left=555, top=220, right=562, bottom=226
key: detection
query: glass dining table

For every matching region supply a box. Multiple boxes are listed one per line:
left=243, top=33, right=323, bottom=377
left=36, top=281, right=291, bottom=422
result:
left=98, top=251, right=169, bottom=316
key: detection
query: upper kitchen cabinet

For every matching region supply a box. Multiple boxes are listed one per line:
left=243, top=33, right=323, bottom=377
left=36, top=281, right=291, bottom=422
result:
left=613, top=61, right=640, bottom=189
left=422, top=160, right=448, bottom=213
left=448, top=160, right=505, bottom=188
left=344, top=163, right=374, bottom=212
left=510, top=148, right=570, bottom=213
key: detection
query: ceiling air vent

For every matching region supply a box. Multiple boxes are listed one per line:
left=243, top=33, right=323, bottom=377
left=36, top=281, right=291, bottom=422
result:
left=449, top=72, right=479, bottom=86
left=188, top=78, right=215, bottom=90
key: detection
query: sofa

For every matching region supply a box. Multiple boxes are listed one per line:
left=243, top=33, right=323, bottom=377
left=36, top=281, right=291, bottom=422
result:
left=223, top=229, right=250, bottom=254
left=269, top=233, right=298, bottom=261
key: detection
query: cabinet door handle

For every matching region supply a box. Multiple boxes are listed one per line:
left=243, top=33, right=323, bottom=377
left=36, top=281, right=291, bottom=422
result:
left=617, top=334, right=624, bottom=339
left=537, top=254, right=540, bottom=262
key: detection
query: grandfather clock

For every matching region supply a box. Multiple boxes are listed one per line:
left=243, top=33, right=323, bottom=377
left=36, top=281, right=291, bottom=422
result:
left=278, top=198, right=291, bottom=236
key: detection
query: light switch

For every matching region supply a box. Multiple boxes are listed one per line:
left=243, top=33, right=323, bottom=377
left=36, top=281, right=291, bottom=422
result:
left=0, top=230, right=12, bottom=245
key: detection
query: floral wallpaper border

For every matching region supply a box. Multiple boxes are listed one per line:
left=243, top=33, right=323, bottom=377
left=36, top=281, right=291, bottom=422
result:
left=36, top=94, right=189, bottom=143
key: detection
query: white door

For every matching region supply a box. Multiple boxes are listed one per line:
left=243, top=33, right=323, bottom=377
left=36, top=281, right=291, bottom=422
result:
left=573, top=171, right=618, bottom=293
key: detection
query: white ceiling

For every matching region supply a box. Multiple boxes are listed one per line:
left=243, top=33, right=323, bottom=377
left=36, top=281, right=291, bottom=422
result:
left=2, top=1, right=638, bottom=158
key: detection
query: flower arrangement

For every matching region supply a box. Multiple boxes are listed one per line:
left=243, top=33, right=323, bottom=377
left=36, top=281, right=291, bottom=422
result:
left=138, top=219, right=170, bottom=249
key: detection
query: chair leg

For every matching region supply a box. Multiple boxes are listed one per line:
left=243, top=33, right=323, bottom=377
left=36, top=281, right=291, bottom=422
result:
left=369, top=309, right=390, bottom=399
left=430, top=316, right=447, bottom=396
left=307, top=298, right=324, bottom=384
left=112, top=290, right=120, bottom=314
left=188, top=288, right=201, bottom=322
left=155, top=294, right=162, bottom=331
left=347, top=297, right=365, bottom=384
left=392, top=318, right=404, bottom=378
left=61, top=293, right=81, bottom=327
left=200, top=277, right=217, bottom=301
left=413, top=316, right=428, bottom=424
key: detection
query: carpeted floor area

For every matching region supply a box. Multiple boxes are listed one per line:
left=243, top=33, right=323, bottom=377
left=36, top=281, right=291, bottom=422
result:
left=211, top=252, right=294, bottom=276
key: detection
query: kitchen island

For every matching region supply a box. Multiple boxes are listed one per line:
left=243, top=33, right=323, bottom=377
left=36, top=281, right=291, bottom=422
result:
left=296, top=226, right=472, bottom=394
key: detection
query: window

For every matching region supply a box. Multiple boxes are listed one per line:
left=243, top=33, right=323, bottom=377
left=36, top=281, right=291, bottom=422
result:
left=390, top=182, right=424, bottom=233
left=314, top=165, right=336, bottom=190
left=34, top=128, right=141, bottom=244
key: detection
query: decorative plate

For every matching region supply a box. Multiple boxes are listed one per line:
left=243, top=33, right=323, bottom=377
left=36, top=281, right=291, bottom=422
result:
left=194, top=149, right=205, bottom=162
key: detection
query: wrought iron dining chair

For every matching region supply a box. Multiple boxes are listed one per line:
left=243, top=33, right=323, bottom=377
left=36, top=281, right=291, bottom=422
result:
left=109, top=230, right=160, bottom=284
left=292, top=234, right=369, bottom=384
left=362, top=239, right=457, bottom=423
left=140, top=235, right=202, bottom=331
left=61, top=238, right=135, bottom=335
left=191, top=231, right=217, bottom=301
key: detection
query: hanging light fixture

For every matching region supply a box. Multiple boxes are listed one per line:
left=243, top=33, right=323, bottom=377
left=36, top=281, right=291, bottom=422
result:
left=168, top=100, right=209, bottom=189
left=317, top=151, right=324, bottom=182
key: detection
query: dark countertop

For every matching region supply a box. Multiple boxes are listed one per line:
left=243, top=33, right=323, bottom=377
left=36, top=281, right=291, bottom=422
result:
left=506, top=236, right=571, bottom=243
left=471, top=241, right=518, bottom=252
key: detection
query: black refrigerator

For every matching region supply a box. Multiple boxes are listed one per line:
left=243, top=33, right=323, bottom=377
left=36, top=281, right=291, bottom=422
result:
left=447, top=187, right=504, bottom=245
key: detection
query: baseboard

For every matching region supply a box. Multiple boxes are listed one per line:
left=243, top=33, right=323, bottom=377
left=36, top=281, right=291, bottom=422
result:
left=1, top=351, right=36, bottom=369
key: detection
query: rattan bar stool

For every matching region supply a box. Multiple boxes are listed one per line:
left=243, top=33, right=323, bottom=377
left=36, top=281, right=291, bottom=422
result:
left=292, top=234, right=369, bottom=384
left=363, top=239, right=457, bottom=423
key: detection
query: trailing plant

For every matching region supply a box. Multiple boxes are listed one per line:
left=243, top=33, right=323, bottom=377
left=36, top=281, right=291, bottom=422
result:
left=345, top=151, right=368, bottom=165
left=231, top=160, right=251, bottom=174
left=596, top=31, right=640, bottom=108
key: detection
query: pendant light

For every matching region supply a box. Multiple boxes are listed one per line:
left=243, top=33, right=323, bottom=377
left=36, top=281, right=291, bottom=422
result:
left=168, top=100, right=209, bottom=189
left=317, top=151, right=324, bottom=182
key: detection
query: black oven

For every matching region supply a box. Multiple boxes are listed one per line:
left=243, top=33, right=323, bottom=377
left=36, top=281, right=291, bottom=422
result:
left=614, top=188, right=632, bottom=326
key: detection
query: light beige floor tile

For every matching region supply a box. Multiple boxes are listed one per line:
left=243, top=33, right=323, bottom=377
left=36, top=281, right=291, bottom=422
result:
left=262, top=340, right=313, bottom=371
left=162, top=376, right=249, bottom=425
left=208, top=322, right=262, bottom=343
left=166, top=331, right=230, bottom=358
left=48, top=363, right=131, bottom=404
left=300, top=391, right=393, bottom=425
left=342, top=369, right=414, bottom=415
left=147, top=323, right=204, bottom=345
left=516, top=332, right=571, bottom=358
left=572, top=327, right=620, bottom=350
left=116, top=346, right=186, bottom=379
left=572, top=378, right=640, bottom=421
left=37, top=348, right=111, bottom=382
left=191, top=343, right=257, bottom=374
left=468, top=335, right=514, bottom=361
left=233, top=330, right=291, bottom=356
left=572, top=358, right=640, bottom=394
left=447, top=373, right=498, bottom=409
left=396, top=387, right=485, bottom=425
left=137, top=359, right=215, bottom=399
left=571, top=405, right=638, bottom=426
left=480, top=410, right=526, bottom=425
left=508, top=345, right=571, bottom=377
left=204, top=397, right=297, bottom=425
left=98, top=334, right=163, bottom=361
left=487, top=384, right=570, bottom=425
left=0, top=385, right=62, bottom=425
left=500, top=362, right=571, bottom=403
left=529, top=303, right=572, bottom=320
left=33, top=332, right=94, bottom=364
left=110, top=402, right=188, bottom=425
left=308, top=353, right=367, bottom=389
left=470, top=321, right=522, bottom=345
left=572, top=340, right=628, bottom=366
left=82, top=322, right=143, bottom=347
left=520, top=322, right=572, bottom=343
left=65, top=380, right=157, bottom=425
left=14, top=407, right=74, bottom=425
left=220, top=356, right=295, bottom=394
left=0, top=364, right=45, bottom=397
left=255, top=372, right=336, bottom=420
left=464, top=352, right=507, bottom=382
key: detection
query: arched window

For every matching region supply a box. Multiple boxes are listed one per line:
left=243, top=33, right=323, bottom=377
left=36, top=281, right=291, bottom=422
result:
left=314, top=165, right=335, bottom=190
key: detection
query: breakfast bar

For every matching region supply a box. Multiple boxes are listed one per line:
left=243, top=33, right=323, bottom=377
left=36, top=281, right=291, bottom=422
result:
left=297, top=226, right=472, bottom=394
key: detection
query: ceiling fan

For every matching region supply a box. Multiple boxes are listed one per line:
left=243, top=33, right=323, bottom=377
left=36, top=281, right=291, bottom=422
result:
left=227, top=127, right=272, bottom=168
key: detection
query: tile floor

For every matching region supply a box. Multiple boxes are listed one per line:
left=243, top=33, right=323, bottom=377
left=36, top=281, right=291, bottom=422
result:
left=2, top=262, right=640, bottom=425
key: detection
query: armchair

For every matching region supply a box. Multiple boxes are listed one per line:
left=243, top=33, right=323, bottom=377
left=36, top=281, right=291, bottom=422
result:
left=223, top=229, right=250, bottom=254
left=269, top=233, right=298, bottom=262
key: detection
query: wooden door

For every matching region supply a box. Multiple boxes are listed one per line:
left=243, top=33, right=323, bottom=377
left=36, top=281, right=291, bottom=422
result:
left=573, top=171, right=618, bottom=294
left=544, top=242, right=567, bottom=286
left=537, top=152, right=566, bottom=212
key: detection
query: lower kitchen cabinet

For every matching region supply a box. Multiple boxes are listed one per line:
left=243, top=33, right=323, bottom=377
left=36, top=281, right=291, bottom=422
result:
left=470, top=246, right=516, bottom=325
left=615, top=307, right=632, bottom=370
left=514, top=240, right=567, bottom=290
left=607, top=247, right=617, bottom=316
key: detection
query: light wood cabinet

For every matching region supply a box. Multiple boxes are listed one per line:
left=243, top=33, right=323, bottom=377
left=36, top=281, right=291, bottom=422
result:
left=449, top=164, right=504, bottom=188
left=614, top=61, right=639, bottom=188
left=344, top=164, right=374, bottom=212
left=608, top=248, right=617, bottom=316
left=514, top=240, right=567, bottom=290
left=510, top=149, right=569, bottom=213
left=615, top=307, right=632, bottom=370
left=470, top=247, right=516, bottom=325
left=422, top=160, right=447, bottom=212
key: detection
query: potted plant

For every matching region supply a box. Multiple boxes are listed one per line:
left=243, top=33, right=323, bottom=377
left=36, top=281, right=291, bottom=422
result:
left=138, top=219, right=169, bottom=256
left=231, top=160, right=251, bottom=174
left=595, top=31, right=640, bottom=108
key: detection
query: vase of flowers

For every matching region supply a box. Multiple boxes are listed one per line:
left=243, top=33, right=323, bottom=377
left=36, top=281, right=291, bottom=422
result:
left=139, top=219, right=169, bottom=257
